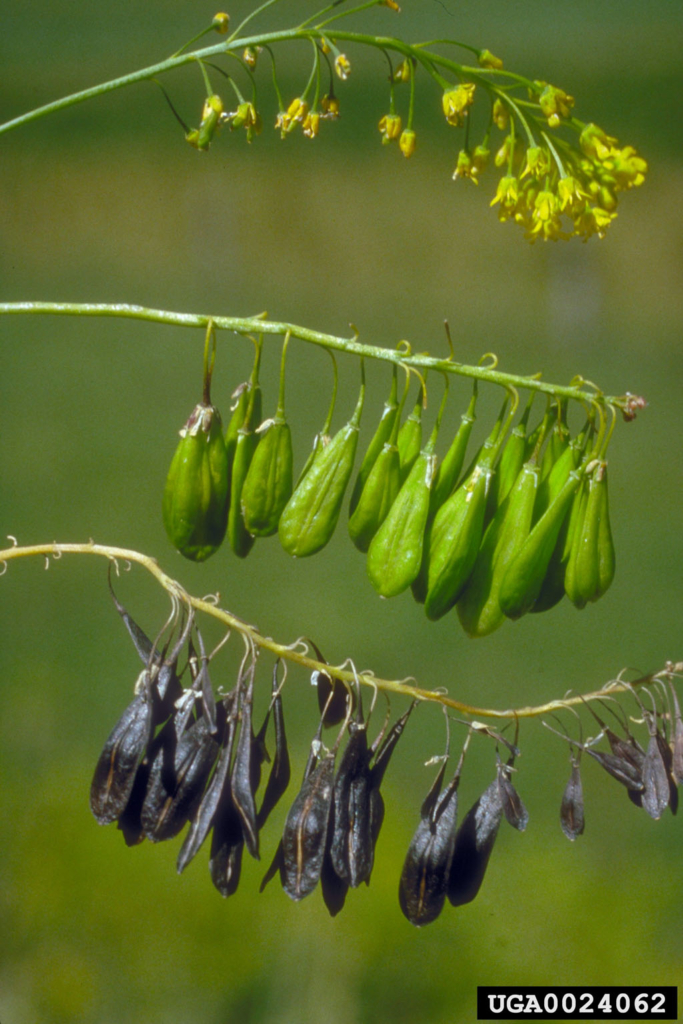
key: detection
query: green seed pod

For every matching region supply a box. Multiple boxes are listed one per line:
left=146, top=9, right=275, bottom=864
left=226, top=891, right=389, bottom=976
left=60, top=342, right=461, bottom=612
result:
left=163, top=324, right=229, bottom=561
left=279, top=369, right=365, bottom=557
left=485, top=392, right=534, bottom=523
left=189, top=94, right=224, bottom=151
left=227, top=341, right=263, bottom=558
left=397, top=385, right=424, bottom=484
left=541, top=407, right=570, bottom=480
left=349, top=366, right=399, bottom=515
left=367, top=382, right=448, bottom=597
left=457, top=461, right=540, bottom=638
left=533, top=426, right=584, bottom=523
left=532, top=466, right=588, bottom=613
left=594, top=464, right=615, bottom=599
left=225, top=381, right=250, bottom=483
left=295, top=352, right=338, bottom=487
left=348, top=441, right=401, bottom=553
left=348, top=370, right=408, bottom=552
left=424, top=398, right=514, bottom=622
left=499, top=468, right=583, bottom=620
left=241, top=334, right=293, bottom=537
left=564, top=470, right=595, bottom=608
left=430, top=383, right=477, bottom=516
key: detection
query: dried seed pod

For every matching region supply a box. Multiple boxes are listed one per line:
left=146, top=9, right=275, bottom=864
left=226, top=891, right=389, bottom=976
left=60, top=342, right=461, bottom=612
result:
left=177, top=696, right=238, bottom=874
left=349, top=365, right=399, bottom=516
left=310, top=639, right=349, bottom=728
left=457, top=459, right=540, bottom=637
left=448, top=779, right=503, bottom=906
left=116, top=754, right=153, bottom=847
left=241, top=334, right=294, bottom=537
left=497, top=757, right=529, bottom=831
left=231, top=667, right=260, bottom=859
left=396, top=386, right=424, bottom=484
left=280, top=742, right=338, bottom=901
left=210, top=799, right=245, bottom=897
left=364, top=702, right=418, bottom=877
left=257, top=665, right=291, bottom=829
left=560, top=756, right=585, bottom=840
left=399, top=755, right=462, bottom=927
left=669, top=682, right=683, bottom=785
left=90, top=673, right=154, bottom=825
left=641, top=729, right=671, bottom=820
left=320, top=801, right=349, bottom=917
left=227, top=343, right=263, bottom=558
left=141, top=716, right=220, bottom=843
left=331, top=713, right=372, bottom=887
left=279, top=370, right=365, bottom=557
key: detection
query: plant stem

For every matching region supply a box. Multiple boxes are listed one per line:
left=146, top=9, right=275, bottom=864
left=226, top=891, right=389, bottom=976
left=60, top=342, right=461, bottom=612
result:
left=0, top=541, right=674, bottom=721
left=0, top=301, right=636, bottom=411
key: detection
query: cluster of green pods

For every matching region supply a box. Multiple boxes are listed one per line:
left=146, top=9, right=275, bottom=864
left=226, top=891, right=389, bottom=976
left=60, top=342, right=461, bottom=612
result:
left=163, top=328, right=617, bottom=636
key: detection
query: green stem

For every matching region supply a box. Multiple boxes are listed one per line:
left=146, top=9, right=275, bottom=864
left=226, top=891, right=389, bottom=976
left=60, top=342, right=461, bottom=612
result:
left=0, top=301, right=637, bottom=411
left=0, top=540, right=671, bottom=720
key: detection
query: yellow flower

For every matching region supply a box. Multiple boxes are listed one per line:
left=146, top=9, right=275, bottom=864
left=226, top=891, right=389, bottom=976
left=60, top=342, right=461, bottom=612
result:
left=321, top=94, right=340, bottom=119
left=394, top=58, right=412, bottom=83
left=399, top=128, right=416, bottom=158
left=442, top=83, right=476, bottom=126
left=212, top=12, right=230, bottom=33
left=242, top=46, right=259, bottom=70
left=335, top=54, right=351, bottom=80
left=478, top=49, right=503, bottom=70
left=378, top=113, right=402, bottom=144
left=490, top=175, right=519, bottom=218
left=579, top=123, right=618, bottom=162
left=276, top=98, right=308, bottom=137
left=605, top=146, right=647, bottom=189
left=452, top=149, right=478, bottom=183
left=472, top=144, right=490, bottom=176
left=521, top=146, right=551, bottom=180
left=573, top=203, right=616, bottom=240
left=527, top=189, right=567, bottom=241
left=230, top=101, right=257, bottom=130
left=492, top=98, right=508, bottom=131
left=302, top=111, right=320, bottom=138
left=538, top=84, right=574, bottom=127
left=557, top=176, right=587, bottom=213
left=381, top=0, right=401, bottom=9
left=494, top=134, right=522, bottom=169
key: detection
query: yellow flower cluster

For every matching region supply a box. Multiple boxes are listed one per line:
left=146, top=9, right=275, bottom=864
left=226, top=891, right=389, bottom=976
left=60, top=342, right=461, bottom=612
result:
left=486, top=123, right=647, bottom=242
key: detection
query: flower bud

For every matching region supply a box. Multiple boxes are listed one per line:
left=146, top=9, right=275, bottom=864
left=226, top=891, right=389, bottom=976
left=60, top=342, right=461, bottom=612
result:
left=399, top=128, right=416, bottom=158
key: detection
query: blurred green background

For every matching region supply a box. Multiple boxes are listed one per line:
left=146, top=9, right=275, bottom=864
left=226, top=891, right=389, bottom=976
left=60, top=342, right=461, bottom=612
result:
left=1, top=1, right=683, bottom=1021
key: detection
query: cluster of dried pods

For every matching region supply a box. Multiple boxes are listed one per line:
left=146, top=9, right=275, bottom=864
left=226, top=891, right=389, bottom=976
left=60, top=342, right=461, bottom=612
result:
left=90, top=572, right=682, bottom=922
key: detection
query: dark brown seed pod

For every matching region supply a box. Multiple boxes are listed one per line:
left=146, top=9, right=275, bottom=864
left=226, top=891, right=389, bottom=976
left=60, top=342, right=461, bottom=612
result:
left=669, top=682, right=683, bottom=785
left=330, top=710, right=372, bottom=887
left=141, top=716, right=220, bottom=843
left=496, top=757, right=529, bottom=831
left=230, top=667, right=260, bottom=859
left=257, top=665, right=291, bottom=829
left=320, top=800, right=349, bottom=917
left=447, top=779, right=503, bottom=907
left=398, top=756, right=462, bottom=927
left=560, top=757, right=585, bottom=841
left=585, top=746, right=644, bottom=792
left=210, top=800, right=245, bottom=897
left=655, top=730, right=678, bottom=816
left=641, top=729, right=671, bottom=821
left=90, top=673, right=154, bottom=825
left=177, top=696, right=238, bottom=874
left=309, top=639, right=349, bottom=727
left=280, top=743, right=337, bottom=901
left=116, top=755, right=153, bottom=846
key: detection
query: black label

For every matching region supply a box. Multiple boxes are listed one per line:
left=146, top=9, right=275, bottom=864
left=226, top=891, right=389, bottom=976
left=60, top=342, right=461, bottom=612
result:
left=477, top=986, right=677, bottom=1020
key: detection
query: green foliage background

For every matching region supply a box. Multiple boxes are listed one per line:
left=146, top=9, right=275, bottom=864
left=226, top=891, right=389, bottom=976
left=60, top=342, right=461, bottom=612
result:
left=1, top=2, right=682, bottom=1021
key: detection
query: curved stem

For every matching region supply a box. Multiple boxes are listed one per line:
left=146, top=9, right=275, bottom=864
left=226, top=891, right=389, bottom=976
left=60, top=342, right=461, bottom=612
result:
left=0, top=541, right=674, bottom=721
left=0, top=301, right=638, bottom=412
